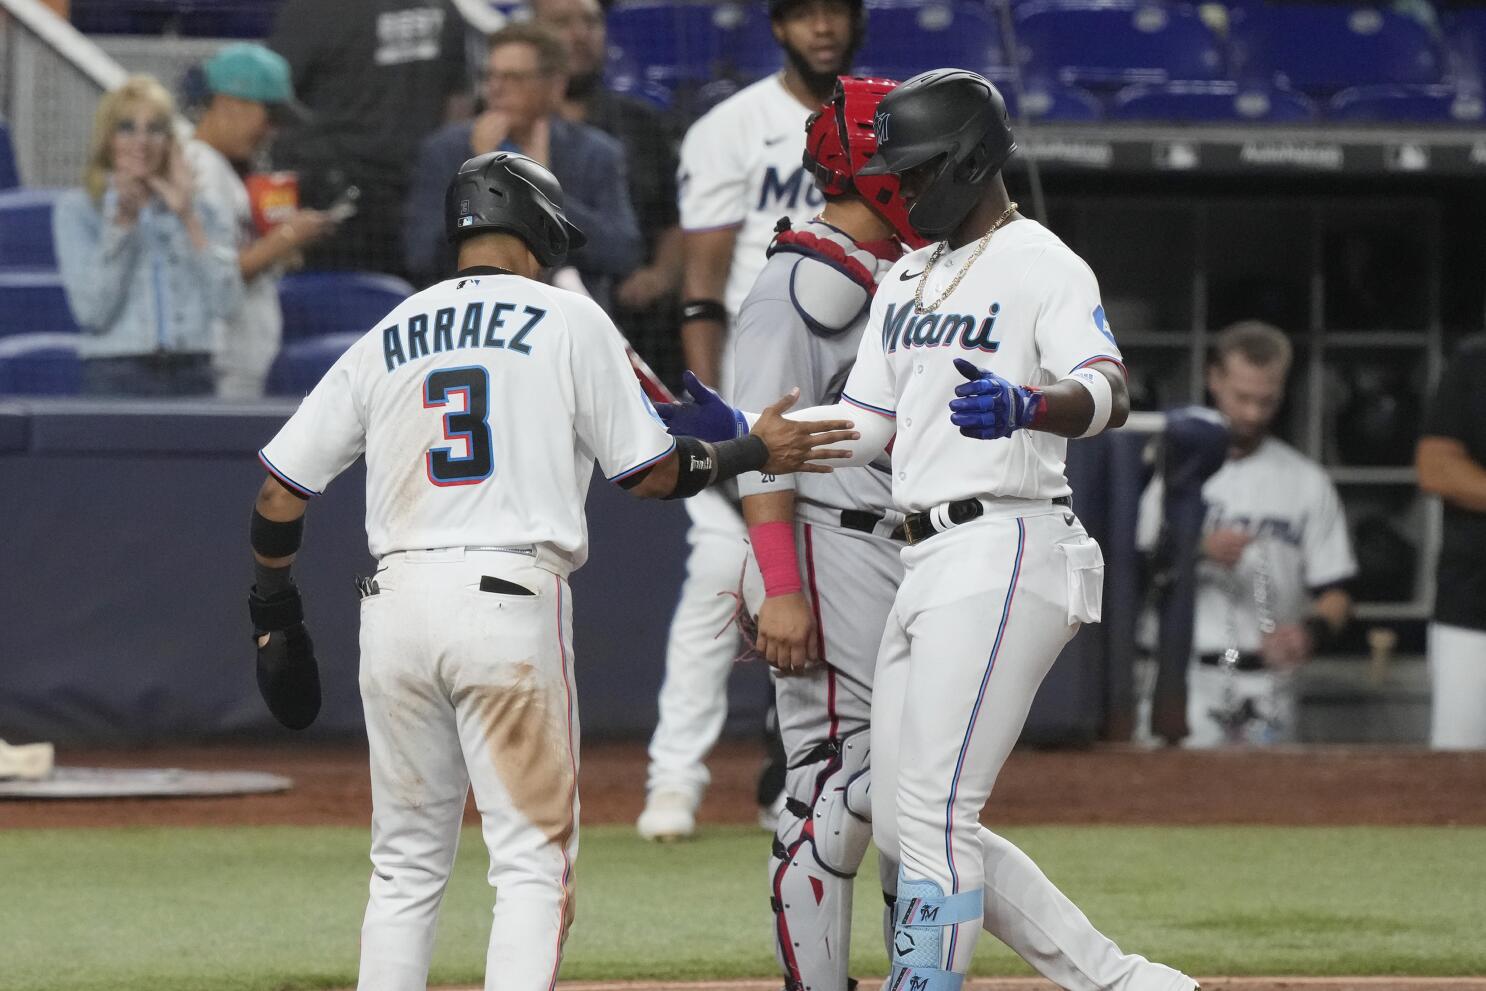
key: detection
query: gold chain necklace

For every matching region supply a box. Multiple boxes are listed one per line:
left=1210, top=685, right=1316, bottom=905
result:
left=913, top=202, right=1019, bottom=315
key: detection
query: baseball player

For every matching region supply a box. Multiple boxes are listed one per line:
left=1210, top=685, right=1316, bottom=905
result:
left=666, top=69, right=1198, bottom=991
left=731, top=76, right=921, bottom=991
left=639, top=0, right=867, bottom=840
left=1136, top=321, right=1355, bottom=747
left=243, top=151, right=856, bottom=991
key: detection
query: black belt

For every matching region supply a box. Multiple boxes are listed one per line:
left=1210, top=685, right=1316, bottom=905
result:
left=900, top=496, right=1071, bottom=546
left=838, top=509, right=906, bottom=541
left=1199, top=652, right=1265, bottom=672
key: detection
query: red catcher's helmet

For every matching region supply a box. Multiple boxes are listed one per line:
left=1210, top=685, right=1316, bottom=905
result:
left=803, top=76, right=927, bottom=249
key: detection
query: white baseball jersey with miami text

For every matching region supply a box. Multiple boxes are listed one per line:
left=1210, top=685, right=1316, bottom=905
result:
left=258, top=269, right=675, bottom=573
left=838, top=217, right=1123, bottom=512
left=677, top=74, right=826, bottom=315
left=1137, top=437, right=1356, bottom=654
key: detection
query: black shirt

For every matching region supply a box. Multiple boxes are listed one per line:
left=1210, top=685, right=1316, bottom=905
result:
left=582, top=89, right=679, bottom=251
left=269, top=0, right=468, bottom=186
left=1421, top=334, right=1486, bottom=630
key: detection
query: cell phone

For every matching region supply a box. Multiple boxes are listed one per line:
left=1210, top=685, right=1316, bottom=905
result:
left=326, top=185, right=360, bottom=222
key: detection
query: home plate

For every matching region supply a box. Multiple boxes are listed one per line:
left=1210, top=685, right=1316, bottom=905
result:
left=0, top=767, right=292, bottom=799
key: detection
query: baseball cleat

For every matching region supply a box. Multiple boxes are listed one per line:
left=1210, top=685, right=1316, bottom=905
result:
left=636, top=790, right=697, bottom=841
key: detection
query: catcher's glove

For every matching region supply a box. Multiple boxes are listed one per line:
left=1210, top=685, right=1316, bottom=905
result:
left=248, top=585, right=321, bottom=731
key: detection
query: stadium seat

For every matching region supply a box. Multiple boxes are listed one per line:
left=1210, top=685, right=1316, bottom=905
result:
left=1002, top=79, right=1103, bottom=122
left=0, top=121, right=18, bottom=190
left=1111, top=81, right=1317, bottom=123
left=1014, top=0, right=1225, bottom=89
left=855, top=2, right=1009, bottom=83
left=1328, top=84, right=1485, bottom=124
left=266, top=332, right=360, bottom=396
left=0, top=189, right=63, bottom=269
left=70, top=0, right=176, bottom=35
left=180, top=0, right=284, bottom=37
left=277, top=271, right=413, bottom=343
left=0, top=271, right=81, bottom=338
left=0, top=333, right=82, bottom=395
left=1229, top=5, right=1443, bottom=94
left=605, top=0, right=777, bottom=90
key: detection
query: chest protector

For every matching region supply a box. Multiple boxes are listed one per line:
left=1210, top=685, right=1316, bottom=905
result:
left=767, top=218, right=902, bottom=336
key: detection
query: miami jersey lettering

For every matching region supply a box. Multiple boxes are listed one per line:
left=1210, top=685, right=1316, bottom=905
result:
left=839, top=218, right=1123, bottom=511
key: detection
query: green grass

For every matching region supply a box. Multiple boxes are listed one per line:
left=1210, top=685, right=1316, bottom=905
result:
left=2, top=825, right=1484, bottom=991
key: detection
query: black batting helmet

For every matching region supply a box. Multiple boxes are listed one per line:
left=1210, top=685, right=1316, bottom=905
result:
left=858, top=68, right=1017, bottom=240
left=444, top=152, right=586, bottom=268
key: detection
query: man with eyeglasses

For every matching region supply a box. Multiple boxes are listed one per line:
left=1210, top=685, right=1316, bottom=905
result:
left=532, top=0, right=686, bottom=389
left=404, top=22, right=642, bottom=300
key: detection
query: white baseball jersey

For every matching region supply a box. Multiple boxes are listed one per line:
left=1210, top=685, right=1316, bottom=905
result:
left=838, top=217, right=1123, bottom=512
left=677, top=74, right=826, bottom=315
left=1136, top=436, right=1356, bottom=654
left=258, top=268, right=674, bottom=573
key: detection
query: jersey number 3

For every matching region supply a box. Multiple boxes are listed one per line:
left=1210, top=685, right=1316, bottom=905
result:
left=424, top=366, right=493, bottom=486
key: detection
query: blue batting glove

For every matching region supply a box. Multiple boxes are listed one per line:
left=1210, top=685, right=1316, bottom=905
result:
left=948, top=357, right=1043, bottom=440
left=652, top=370, right=746, bottom=442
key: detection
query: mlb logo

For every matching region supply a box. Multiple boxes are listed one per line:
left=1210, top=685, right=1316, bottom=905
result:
left=458, top=216, right=475, bottom=228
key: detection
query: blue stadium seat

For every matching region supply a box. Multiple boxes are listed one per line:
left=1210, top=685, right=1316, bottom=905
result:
left=856, top=2, right=1009, bottom=83
left=0, top=189, right=63, bottom=269
left=1328, top=84, right=1485, bottom=124
left=70, top=0, right=176, bottom=34
left=1002, top=80, right=1103, bottom=121
left=266, top=332, right=359, bottom=396
left=1447, top=8, right=1486, bottom=83
left=0, top=333, right=82, bottom=395
left=277, top=271, right=413, bottom=342
left=0, top=121, right=17, bottom=190
left=606, top=0, right=777, bottom=90
left=0, top=272, right=81, bottom=337
left=1111, top=80, right=1317, bottom=123
left=71, top=0, right=281, bottom=36
left=180, top=1, right=284, bottom=37
left=1229, top=5, right=1443, bottom=94
left=1014, top=1, right=1225, bottom=89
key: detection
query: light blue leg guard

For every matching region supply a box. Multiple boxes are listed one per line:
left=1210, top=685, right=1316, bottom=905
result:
left=888, top=871, right=983, bottom=991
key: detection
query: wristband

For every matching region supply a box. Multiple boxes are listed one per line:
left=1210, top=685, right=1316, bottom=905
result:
left=1065, top=366, right=1114, bottom=438
left=681, top=299, right=728, bottom=325
left=749, top=521, right=803, bottom=597
left=251, top=509, right=304, bottom=558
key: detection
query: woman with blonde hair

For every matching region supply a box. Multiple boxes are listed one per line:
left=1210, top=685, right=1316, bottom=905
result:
left=53, top=74, right=241, bottom=395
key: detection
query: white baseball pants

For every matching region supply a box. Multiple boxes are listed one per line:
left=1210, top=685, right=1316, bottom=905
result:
left=356, top=548, right=579, bottom=991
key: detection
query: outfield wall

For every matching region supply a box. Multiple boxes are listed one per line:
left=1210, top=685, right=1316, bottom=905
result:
left=0, top=400, right=1139, bottom=745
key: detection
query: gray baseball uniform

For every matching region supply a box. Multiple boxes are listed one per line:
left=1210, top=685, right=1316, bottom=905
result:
left=733, top=218, right=903, bottom=990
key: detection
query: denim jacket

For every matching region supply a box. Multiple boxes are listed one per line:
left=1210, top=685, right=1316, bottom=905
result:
left=52, top=186, right=243, bottom=359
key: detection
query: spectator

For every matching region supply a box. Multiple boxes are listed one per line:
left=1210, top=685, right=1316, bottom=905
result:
left=187, top=43, right=338, bottom=399
left=532, top=0, right=684, bottom=386
left=268, top=0, right=472, bottom=276
left=636, top=0, right=865, bottom=840
left=1137, top=321, right=1356, bottom=746
left=53, top=75, right=241, bottom=397
left=1416, top=334, right=1486, bottom=749
left=404, top=22, right=641, bottom=301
